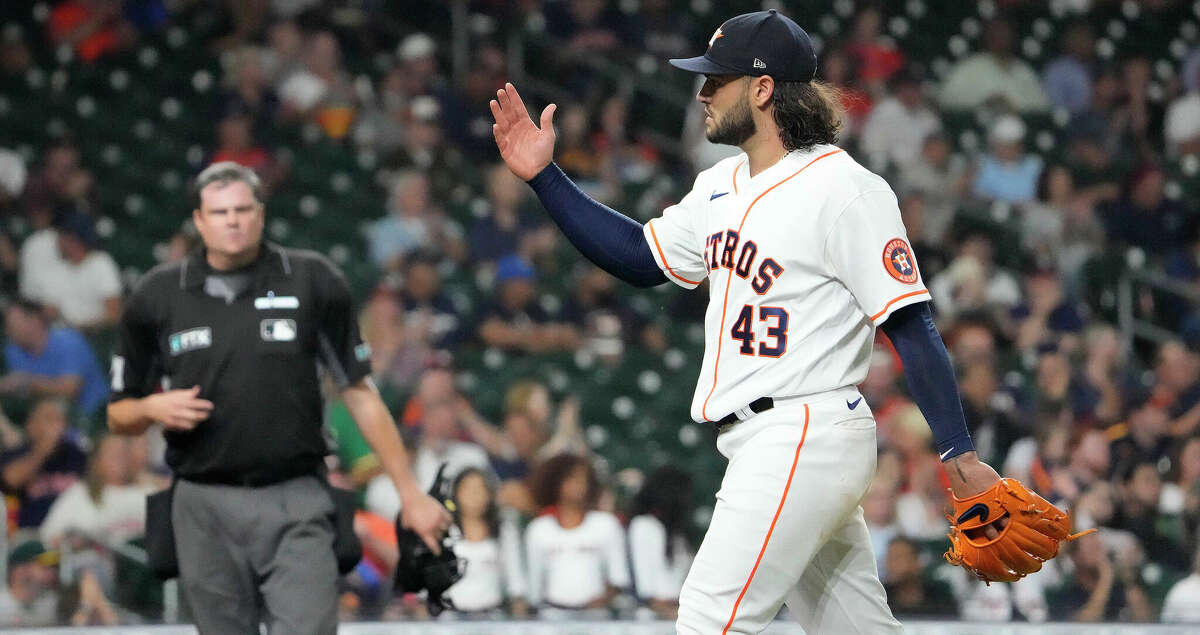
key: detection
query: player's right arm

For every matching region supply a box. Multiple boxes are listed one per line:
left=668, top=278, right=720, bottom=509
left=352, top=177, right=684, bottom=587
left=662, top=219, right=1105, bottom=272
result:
left=107, top=278, right=213, bottom=435
left=490, top=83, right=683, bottom=288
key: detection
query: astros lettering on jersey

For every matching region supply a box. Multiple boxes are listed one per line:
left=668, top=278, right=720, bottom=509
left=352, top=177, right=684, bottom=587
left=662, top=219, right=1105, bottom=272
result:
left=644, top=144, right=930, bottom=423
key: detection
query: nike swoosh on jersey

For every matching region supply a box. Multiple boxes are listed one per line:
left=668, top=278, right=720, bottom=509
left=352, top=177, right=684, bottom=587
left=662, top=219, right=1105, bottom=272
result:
left=846, top=397, right=862, bottom=410
left=709, top=191, right=729, bottom=200
left=955, top=502, right=990, bottom=525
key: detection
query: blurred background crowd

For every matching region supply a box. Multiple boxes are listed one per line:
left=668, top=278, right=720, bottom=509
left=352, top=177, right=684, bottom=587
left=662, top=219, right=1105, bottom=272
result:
left=2, top=0, right=1200, bottom=627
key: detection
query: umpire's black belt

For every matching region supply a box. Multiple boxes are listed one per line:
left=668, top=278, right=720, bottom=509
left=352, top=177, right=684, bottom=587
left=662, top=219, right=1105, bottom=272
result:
left=179, top=461, right=319, bottom=488
left=716, top=396, right=774, bottom=427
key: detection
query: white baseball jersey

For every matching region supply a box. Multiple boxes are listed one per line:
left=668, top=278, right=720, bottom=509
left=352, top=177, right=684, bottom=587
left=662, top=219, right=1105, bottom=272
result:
left=524, top=510, right=629, bottom=608
left=628, top=514, right=692, bottom=602
left=444, top=522, right=527, bottom=612
left=644, top=144, right=929, bottom=423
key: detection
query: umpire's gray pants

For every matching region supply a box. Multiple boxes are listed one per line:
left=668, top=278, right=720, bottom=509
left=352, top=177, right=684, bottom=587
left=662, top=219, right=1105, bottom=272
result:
left=173, top=475, right=338, bottom=635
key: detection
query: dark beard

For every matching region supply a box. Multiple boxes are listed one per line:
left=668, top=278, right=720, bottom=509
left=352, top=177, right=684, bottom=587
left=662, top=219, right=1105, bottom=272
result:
left=705, top=95, right=755, bottom=146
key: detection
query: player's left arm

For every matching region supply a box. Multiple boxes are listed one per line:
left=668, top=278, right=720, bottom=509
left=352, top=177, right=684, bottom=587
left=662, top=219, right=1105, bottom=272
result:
left=824, top=188, right=999, bottom=498
left=884, top=302, right=1099, bottom=583
left=878, top=301, right=1000, bottom=498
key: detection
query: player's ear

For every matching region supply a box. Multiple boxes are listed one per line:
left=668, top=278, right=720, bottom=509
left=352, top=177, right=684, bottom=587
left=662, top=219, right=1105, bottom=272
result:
left=751, top=75, right=775, bottom=108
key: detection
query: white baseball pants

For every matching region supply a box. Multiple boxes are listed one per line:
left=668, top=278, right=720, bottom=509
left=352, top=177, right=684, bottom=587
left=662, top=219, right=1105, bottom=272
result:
left=676, top=387, right=903, bottom=634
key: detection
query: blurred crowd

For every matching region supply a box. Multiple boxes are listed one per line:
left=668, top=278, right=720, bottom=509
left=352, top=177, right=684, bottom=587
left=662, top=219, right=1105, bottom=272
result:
left=2, top=0, right=1200, bottom=627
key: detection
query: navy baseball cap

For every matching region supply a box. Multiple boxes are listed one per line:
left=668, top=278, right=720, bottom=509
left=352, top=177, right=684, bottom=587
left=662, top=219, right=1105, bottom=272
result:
left=53, top=207, right=100, bottom=248
left=669, top=10, right=818, bottom=82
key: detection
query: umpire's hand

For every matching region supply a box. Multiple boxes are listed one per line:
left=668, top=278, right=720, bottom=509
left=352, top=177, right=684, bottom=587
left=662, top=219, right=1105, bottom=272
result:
left=143, top=385, right=214, bottom=431
left=400, top=490, right=454, bottom=555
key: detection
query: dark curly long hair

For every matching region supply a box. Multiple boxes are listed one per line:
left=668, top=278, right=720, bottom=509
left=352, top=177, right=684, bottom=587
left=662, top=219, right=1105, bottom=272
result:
left=531, top=453, right=600, bottom=511
left=630, top=465, right=694, bottom=563
left=770, top=80, right=844, bottom=152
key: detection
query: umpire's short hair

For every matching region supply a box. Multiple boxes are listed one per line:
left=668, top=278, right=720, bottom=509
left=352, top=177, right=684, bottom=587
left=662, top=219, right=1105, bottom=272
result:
left=191, top=161, right=263, bottom=209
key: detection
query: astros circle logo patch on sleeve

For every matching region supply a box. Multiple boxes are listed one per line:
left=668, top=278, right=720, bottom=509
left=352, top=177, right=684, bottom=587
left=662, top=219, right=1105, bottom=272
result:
left=882, top=238, right=919, bottom=284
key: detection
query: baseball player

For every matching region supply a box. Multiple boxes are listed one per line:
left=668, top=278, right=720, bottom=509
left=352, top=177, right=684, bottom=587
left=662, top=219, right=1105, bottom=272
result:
left=491, top=10, right=1083, bottom=634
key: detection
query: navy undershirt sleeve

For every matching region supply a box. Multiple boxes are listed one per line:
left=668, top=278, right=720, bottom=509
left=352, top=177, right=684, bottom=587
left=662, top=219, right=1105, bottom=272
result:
left=879, top=301, right=975, bottom=461
left=526, top=163, right=668, bottom=288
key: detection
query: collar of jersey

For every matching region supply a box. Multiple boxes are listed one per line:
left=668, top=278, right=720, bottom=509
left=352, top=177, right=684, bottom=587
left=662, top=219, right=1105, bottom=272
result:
left=738, top=145, right=837, bottom=187
left=180, top=242, right=291, bottom=290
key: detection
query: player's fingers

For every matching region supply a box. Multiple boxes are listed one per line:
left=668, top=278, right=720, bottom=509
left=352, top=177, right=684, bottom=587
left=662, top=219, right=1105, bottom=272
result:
left=496, top=88, right=512, bottom=122
left=488, top=99, right=504, bottom=127
left=539, top=103, right=557, bottom=131
left=505, top=83, right=529, bottom=120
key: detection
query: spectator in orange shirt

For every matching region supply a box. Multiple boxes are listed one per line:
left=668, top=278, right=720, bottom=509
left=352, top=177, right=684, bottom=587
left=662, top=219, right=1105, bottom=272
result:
left=819, top=46, right=872, bottom=141
left=48, top=0, right=133, bottom=64
left=210, top=114, right=280, bottom=191
left=846, top=6, right=905, bottom=95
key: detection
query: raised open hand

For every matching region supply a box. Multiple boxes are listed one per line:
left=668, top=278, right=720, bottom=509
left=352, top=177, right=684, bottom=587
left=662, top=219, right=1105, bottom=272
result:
left=489, top=82, right=557, bottom=181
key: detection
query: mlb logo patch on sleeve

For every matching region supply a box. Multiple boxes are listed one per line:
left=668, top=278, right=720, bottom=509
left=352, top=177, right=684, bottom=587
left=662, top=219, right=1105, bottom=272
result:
left=882, top=238, right=919, bottom=284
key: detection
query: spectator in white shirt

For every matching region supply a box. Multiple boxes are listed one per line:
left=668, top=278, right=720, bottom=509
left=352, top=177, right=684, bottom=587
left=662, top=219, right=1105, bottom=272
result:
left=929, top=232, right=1023, bottom=322
left=443, top=468, right=527, bottom=617
left=898, top=133, right=971, bottom=245
left=38, top=434, right=154, bottom=609
left=39, top=434, right=155, bottom=548
left=18, top=209, right=121, bottom=330
left=860, top=72, right=942, bottom=174
left=525, top=453, right=628, bottom=616
left=1165, top=63, right=1200, bottom=158
left=365, top=398, right=491, bottom=519
left=627, top=465, right=695, bottom=620
left=939, top=17, right=1049, bottom=113
left=1163, top=550, right=1200, bottom=623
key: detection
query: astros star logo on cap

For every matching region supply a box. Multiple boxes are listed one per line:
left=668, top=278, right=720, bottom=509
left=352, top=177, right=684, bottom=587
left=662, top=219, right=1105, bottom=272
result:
left=708, top=28, right=724, bottom=48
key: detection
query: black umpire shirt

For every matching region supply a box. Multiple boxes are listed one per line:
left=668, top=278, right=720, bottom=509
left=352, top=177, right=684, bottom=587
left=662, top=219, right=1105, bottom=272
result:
left=110, top=243, right=372, bottom=484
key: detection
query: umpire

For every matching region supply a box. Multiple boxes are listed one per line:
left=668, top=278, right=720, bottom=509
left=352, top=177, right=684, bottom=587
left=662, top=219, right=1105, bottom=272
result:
left=107, top=162, right=451, bottom=634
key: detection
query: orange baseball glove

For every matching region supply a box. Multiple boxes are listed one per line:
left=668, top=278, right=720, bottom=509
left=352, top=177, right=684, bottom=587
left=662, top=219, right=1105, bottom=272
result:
left=944, top=477, right=1095, bottom=583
